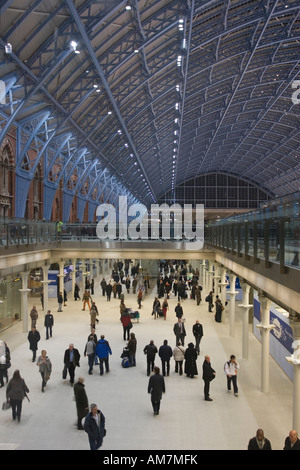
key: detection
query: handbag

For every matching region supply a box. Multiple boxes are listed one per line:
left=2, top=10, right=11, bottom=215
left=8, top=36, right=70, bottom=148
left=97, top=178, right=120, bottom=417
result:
left=2, top=400, right=10, bottom=410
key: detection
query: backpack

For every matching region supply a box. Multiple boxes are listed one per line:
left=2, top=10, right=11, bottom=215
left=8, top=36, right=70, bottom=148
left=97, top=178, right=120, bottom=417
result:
left=121, top=357, right=130, bottom=368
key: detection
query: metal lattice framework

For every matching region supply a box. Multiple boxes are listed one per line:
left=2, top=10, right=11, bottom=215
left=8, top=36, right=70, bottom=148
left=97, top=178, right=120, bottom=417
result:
left=0, top=0, right=300, bottom=220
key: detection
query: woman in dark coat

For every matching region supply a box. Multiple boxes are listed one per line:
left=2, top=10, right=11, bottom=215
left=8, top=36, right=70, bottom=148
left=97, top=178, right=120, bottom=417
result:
left=6, top=369, right=29, bottom=422
left=184, top=342, right=198, bottom=378
left=74, top=377, right=89, bottom=430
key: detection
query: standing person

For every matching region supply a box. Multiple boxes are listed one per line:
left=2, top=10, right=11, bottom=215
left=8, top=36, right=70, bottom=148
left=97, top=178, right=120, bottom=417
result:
left=152, top=297, right=160, bottom=319
left=90, top=279, right=94, bottom=295
left=175, top=302, right=183, bottom=319
left=63, top=344, right=81, bottom=385
left=173, top=318, right=186, bottom=346
left=82, top=290, right=91, bottom=311
left=6, top=370, right=29, bottom=422
left=195, top=285, right=202, bottom=305
left=106, top=282, right=112, bottom=301
left=162, top=298, right=168, bottom=320
left=132, top=277, right=137, bottom=294
left=215, top=295, right=224, bottom=323
left=84, top=335, right=96, bottom=375
left=143, top=340, right=158, bottom=376
left=283, top=430, right=300, bottom=450
left=127, top=332, right=137, bottom=367
left=0, top=340, right=10, bottom=387
left=95, top=335, right=112, bottom=376
left=57, top=291, right=63, bottom=312
left=206, top=291, right=213, bottom=312
left=147, top=366, right=166, bottom=415
left=30, top=306, right=38, bottom=328
left=74, top=377, right=89, bottom=430
left=74, top=283, right=80, bottom=301
left=120, top=309, right=132, bottom=341
left=202, top=355, right=216, bottom=401
left=44, top=309, right=54, bottom=340
left=27, top=326, right=40, bottom=362
left=63, top=289, right=67, bottom=307
left=184, top=342, right=198, bottom=378
left=84, top=403, right=106, bottom=450
left=36, top=350, right=52, bottom=392
left=100, top=278, right=107, bottom=296
left=89, top=305, right=98, bottom=330
left=137, top=288, right=143, bottom=308
left=173, top=341, right=185, bottom=376
left=224, top=355, right=240, bottom=396
left=192, top=320, right=203, bottom=355
left=248, top=429, right=272, bottom=450
left=158, top=339, right=173, bottom=377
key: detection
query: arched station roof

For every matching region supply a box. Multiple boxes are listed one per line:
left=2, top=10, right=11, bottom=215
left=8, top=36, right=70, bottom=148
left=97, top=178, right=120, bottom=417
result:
left=0, top=0, right=300, bottom=212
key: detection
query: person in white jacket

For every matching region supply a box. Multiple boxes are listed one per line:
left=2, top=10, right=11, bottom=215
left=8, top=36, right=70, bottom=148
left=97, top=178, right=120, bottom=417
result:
left=224, top=355, right=240, bottom=396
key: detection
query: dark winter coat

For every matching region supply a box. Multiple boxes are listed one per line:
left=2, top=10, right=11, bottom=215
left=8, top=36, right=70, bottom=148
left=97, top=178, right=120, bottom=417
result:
left=148, top=373, right=165, bottom=401
left=184, top=343, right=198, bottom=376
left=74, top=381, right=89, bottom=421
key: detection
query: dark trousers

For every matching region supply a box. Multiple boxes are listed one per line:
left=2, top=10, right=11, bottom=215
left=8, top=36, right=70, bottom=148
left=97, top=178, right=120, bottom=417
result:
left=151, top=397, right=161, bottom=414
left=123, top=326, right=130, bottom=341
left=161, top=359, right=170, bottom=376
left=88, top=354, right=94, bottom=374
left=46, top=326, right=52, bottom=339
left=227, top=375, right=238, bottom=394
left=99, top=357, right=109, bottom=375
left=10, top=399, right=22, bottom=421
left=204, top=380, right=211, bottom=399
left=147, top=357, right=155, bottom=376
left=194, top=336, right=201, bottom=354
left=88, top=436, right=103, bottom=450
left=67, top=364, right=76, bottom=383
left=175, top=360, right=183, bottom=375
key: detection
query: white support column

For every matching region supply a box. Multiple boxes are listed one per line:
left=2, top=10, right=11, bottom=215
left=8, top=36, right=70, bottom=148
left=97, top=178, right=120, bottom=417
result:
left=286, top=322, right=300, bottom=432
left=19, top=271, right=31, bottom=333
left=256, top=293, right=274, bottom=393
left=71, top=258, right=77, bottom=299
left=41, top=264, right=50, bottom=314
left=238, top=281, right=253, bottom=359
left=58, top=260, right=65, bottom=295
left=219, top=267, right=228, bottom=306
left=228, top=272, right=238, bottom=337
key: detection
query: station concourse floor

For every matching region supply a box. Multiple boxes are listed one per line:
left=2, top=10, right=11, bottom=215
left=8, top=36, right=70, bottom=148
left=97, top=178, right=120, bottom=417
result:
left=0, top=275, right=294, bottom=451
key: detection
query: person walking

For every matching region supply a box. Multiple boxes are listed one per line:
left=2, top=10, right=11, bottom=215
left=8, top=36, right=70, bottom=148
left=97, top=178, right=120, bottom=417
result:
left=89, top=305, right=98, bottom=330
left=74, top=377, right=89, bottom=430
left=173, top=318, right=186, bottom=346
left=120, top=309, right=132, bottom=341
left=248, top=429, right=272, bottom=450
left=162, top=298, right=168, bottom=320
left=152, top=297, right=161, bottom=319
left=158, top=339, right=173, bottom=377
left=95, top=335, right=112, bottom=375
left=63, top=344, right=81, bottom=385
left=0, top=340, right=10, bottom=387
left=74, top=283, right=80, bottom=301
left=184, top=342, right=198, bottom=378
left=100, top=278, right=107, bottom=296
left=143, top=340, right=158, bottom=376
left=82, top=290, right=91, bottom=311
left=106, top=282, right=112, bottom=301
left=6, top=370, right=29, bottom=422
left=192, top=320, right=203, bottom=355
left=202, top=355, right=216, bottom=401
left=215, top=295, right=224, bottom=323
left=84, top=403, right=106, bottom=450
left=127, top=332, right=137, bottom=367
left=206, top=291, right=213, bottom=312
left=173, top=341, right=185, bottom=376
left=27, top=326, right=40, bottom=362
left=137, top=288, right=143, bottom=308
left=175, top=302, right=183, bottom=319
left=224, top=354, right=240, bottom=396
left=84, top=335, right=96, bottom=375
left=147, top=366, right=166, bottom=415
left=57, top=291, right=63, bottom=312
left=30, top=305, right=38, bottom=328
left=195, top=285, right=202, bottom=305
left=44, top=309, right=54, bottom=340
left=36, top=350, right=52, bottom=392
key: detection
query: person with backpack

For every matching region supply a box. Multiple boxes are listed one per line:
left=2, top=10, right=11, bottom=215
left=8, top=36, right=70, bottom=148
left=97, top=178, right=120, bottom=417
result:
left=224, top=355, right=240, bottom=396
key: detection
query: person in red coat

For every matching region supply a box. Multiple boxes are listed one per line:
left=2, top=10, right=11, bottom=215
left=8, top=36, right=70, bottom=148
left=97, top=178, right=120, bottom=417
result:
left=120, top=310, right=132, bottom=341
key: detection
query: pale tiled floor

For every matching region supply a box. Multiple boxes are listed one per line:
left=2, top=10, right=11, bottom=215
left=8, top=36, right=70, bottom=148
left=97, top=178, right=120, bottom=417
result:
left=0, top=274, right=294, bottom=450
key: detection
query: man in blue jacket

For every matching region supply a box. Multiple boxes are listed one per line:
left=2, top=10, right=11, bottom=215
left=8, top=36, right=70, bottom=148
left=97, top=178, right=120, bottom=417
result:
left=95, top=335, right=112, bottom=375
left=84, top=403, right=106, bottom=450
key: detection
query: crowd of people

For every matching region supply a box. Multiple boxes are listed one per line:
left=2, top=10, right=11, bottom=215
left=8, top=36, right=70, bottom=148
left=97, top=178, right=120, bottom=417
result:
left=0, top=258, right=298, bottom=450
